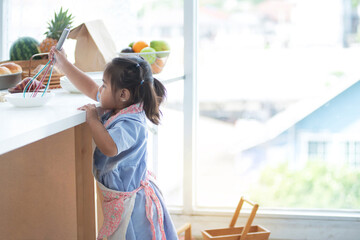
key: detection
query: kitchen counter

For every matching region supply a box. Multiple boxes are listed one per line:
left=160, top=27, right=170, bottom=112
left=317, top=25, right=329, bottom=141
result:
left=0, top=89, right=99, bottom=239
left=0, top=89, right=97, bottom=155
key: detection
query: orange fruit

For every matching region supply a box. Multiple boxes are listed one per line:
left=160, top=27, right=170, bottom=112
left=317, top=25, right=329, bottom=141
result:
left=132, top=41, right=149, bottom=53
left=151, top=58, right=165, bottom=74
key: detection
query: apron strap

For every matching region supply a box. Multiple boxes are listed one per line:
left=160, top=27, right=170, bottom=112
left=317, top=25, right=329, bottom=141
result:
left=141, top=180, right=167, bottom=240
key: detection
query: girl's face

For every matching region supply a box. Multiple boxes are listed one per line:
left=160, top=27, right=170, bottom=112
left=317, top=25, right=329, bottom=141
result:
left=98, top=75, right=117, bottom=110
left=98, top=74, right=130, bottom=111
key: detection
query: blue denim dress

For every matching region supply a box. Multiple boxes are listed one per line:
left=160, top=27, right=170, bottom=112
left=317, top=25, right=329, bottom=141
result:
left=93, top=104, right=178, bottom=240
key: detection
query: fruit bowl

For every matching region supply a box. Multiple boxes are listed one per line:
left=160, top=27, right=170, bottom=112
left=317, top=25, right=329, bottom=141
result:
left=118, top=51, right=170, bottom=74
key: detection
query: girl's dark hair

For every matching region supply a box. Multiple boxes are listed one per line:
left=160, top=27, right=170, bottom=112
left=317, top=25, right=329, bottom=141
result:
left=104, top=56, right=166, bottom=125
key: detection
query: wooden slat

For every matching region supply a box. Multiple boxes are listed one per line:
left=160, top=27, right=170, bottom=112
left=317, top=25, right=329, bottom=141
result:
left=75, top=123, right=97, bottom=239
left=177, top=223, right=192, bottom=240
left=96, top=183, right=104, bottom=236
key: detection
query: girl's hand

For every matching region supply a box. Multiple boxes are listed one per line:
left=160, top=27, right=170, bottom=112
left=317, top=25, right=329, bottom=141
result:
left=49, top=46, right=68, bottom=72
left=77, top=104, right=117, bottom=157
left=78, top=104, right=100, bottom=123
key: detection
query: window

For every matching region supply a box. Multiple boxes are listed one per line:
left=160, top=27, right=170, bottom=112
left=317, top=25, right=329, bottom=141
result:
left=308, top=141, right=327, bottom=161
left=345, top=141, right=360, bottom=168
left=196, top=0, right=360, bottom=210
left=154, top=79, right=184, bottom=207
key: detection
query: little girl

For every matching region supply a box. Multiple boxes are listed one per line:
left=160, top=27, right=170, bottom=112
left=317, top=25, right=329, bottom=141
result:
left=50, top=47, right=178, bottom=240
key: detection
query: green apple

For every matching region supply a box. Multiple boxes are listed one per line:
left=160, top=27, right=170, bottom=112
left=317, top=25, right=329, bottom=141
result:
left=150, top=40, right=170, bottom=58
left=140, top=47, right=156, bottom=64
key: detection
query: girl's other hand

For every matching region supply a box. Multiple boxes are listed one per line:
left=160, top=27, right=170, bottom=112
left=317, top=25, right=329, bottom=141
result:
left=49, top=46, right=68, bottom=72
left=78, top=104, right=100, bottom=123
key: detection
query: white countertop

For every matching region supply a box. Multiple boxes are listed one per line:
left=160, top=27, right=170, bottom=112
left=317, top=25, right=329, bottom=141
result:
left=0, top=89, right=97, bottom=155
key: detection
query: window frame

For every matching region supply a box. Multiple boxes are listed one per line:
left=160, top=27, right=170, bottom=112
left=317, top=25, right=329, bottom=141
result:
left=179, top=0, right=360, bottom=239
left=345, top=141, right=360, bottom=167
left=183, top=0, right=198, bottom=215
left=308, top=141, right=328, bottom=161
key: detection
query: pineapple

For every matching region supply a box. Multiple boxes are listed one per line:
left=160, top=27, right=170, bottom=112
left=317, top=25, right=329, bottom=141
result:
left=39, top=7, right=74, bottom=53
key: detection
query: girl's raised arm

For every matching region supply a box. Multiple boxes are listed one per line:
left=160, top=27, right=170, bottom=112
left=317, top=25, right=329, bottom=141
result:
left=50, top=47, right=99, bottom=101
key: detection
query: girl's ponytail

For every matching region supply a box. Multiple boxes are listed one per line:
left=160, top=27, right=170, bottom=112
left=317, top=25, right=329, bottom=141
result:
left=153, top=77, right=166, bottom=105
left=141, top=77, right=166, bottom=125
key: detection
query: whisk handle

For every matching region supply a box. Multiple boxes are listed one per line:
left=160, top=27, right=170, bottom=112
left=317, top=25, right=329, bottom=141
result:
left=56, top=27, right=70, bottom=50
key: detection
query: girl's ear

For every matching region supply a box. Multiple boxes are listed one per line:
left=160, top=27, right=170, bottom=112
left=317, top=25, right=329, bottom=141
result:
left=118, top=88, right=131, bottom=102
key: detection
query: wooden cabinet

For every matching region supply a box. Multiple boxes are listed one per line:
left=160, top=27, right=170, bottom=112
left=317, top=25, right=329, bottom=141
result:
left=0, top=124, right=96, bottom=239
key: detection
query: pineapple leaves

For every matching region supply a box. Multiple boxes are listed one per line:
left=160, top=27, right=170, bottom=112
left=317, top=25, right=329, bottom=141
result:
left=43, top=7, right=74, bottom=40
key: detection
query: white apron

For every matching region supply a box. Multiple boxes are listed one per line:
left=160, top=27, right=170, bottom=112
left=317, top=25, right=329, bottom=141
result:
left=96, top=171, right=166, bottom=240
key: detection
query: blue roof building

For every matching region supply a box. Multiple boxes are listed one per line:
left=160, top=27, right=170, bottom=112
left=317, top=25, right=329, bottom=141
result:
left=238, top=79, right=360, bottom=170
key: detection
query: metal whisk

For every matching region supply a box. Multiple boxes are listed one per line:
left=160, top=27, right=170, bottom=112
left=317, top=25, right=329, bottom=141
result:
left=23, top=27, right=70, bottom=98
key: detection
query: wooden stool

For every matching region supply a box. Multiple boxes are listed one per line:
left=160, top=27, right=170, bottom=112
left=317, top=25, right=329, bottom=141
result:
left=177, top=223, right=192, bottom=240
left=202, top=197, right=270, bottom=240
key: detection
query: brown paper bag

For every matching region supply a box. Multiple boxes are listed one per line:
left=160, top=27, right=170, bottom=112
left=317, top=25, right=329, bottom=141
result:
left=68, top=20, right=117, bottom=72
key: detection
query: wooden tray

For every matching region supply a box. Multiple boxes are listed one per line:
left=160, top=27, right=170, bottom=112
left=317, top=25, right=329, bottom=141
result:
left=201, top=197, right=270, bottom=240
left=0, top=53, right=63, bottom=89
